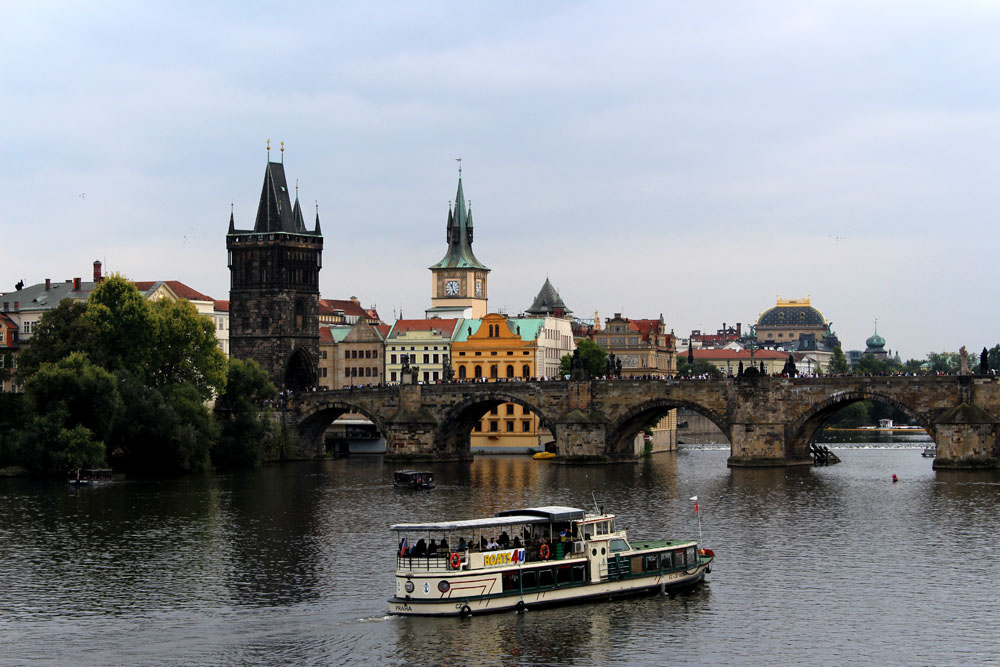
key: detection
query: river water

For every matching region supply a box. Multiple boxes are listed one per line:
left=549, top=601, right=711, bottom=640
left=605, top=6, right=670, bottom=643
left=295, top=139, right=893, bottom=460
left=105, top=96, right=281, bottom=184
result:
left=2, top=442, right=999, bottom=666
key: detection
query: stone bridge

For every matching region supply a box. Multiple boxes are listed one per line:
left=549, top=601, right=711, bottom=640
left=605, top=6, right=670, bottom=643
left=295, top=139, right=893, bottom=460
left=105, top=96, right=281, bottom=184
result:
left=285, top=375, right=1000, bottom=469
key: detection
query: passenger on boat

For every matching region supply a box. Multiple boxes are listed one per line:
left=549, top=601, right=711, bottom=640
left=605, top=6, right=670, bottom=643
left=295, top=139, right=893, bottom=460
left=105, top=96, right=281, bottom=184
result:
left=427, top=539, right=438, bottom=556
left=512, top=536, right=522, bottom=549
left=440, top=537, right=449, bottom=552
left=412, top=539, right=427, bottom=557
left=457, top=536, right=467, bottom=551
left=487, top=536, right=500, bottom=550
left=498, top=531, right=510, bottom=549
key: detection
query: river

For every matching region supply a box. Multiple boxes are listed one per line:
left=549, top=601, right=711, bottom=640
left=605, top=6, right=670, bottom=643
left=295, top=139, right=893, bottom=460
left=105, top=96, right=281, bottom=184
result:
left=1, top=443, right=998, bottom=666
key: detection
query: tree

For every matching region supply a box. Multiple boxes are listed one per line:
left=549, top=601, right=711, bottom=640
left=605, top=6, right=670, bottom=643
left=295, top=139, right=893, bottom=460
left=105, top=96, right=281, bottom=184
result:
left=926, top=352, right=959, bottom=374
left=16, top=352, right=121, bottom=475
left=558, top=340, right=608, bottom=378
left=15, top=300, right=99, bottom=381
left=828, top=345, right=850, bottom=375
left=675, top=356, right=723, bottom=378
left=84, top=274, right=155, bottom=379
left=148, top=298, right=227, bottom=400
left=214, top=358, right=277, bottom=469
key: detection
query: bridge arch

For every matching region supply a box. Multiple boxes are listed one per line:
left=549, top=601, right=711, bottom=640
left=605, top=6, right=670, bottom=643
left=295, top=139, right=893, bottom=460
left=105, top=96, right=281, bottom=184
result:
left=435, top=391, right=557, bottom=459
left=297, top=399, right=392, bottom=455
left=606, top=399, right=730, bottom=457
left=787, top=390, right=937, bottom=453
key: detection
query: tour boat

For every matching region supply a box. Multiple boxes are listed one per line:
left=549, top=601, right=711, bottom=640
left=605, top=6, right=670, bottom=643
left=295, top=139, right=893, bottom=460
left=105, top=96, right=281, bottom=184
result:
left=393, top=470, right=436, bottom=490
left=388, top=505, right=714, bottom=617
left=921, top=446, right=936, bottom=458
left=68, top=468, right=114, bottom=486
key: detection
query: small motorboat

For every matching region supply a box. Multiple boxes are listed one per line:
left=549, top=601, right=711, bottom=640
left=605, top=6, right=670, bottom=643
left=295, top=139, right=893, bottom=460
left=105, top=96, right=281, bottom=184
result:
left=68, top=468, right=114, bottom=485
left=393, top=470, right=436, bottom=489
left=921, top=446, right=936, bottom=458
left=532, top=451, right=555, bottom=460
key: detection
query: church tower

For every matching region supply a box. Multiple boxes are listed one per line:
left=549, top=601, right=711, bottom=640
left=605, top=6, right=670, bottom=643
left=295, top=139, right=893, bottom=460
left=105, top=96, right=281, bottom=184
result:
left=227, top=145, right=323, bottom=390
left=427, top=168, right=490, bottom=318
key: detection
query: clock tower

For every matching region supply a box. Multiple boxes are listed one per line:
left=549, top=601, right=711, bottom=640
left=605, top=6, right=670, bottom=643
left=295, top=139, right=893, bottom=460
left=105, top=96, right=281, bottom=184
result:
left=428, top=170, right=490, bottom=318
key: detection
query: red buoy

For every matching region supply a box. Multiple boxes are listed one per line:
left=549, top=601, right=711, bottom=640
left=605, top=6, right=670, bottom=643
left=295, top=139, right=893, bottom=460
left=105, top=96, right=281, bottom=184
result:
left=892, top=474, right=898, bottom=483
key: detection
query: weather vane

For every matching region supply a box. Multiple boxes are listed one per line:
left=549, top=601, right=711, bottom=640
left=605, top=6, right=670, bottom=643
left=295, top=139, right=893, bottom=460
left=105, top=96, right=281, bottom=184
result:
left=266, top=138, right=270, bottom=159
left=280, top=140, right=285, bottom=163
left=456, top=157, right=462, bottom=177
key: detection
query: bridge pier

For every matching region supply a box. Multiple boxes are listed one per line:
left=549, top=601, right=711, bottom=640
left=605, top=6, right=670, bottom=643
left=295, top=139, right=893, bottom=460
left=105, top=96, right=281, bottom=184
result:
left=932, top=404, right=1000, bottom=470
left=727, top=422, right=812, bottom=468
left=552, top=414, right=631, bottom=463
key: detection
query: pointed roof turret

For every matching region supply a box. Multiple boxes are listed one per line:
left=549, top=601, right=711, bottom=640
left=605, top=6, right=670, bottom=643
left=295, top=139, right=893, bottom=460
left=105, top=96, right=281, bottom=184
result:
left=292, top=194, right=306, bottom=232
left=228, top=205, right=235, bottom=234
left=314, top=202, right=322, bottom=235
left=430, top=173, right=489, bottom=271
left=253, top=161, right=296, bottom=233
left=526, top=277, right=572, bottom=316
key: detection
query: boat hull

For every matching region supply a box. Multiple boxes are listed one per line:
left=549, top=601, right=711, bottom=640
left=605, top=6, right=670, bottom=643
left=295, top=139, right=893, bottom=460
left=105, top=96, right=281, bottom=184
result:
left=388, top=559, right=711, bottom=617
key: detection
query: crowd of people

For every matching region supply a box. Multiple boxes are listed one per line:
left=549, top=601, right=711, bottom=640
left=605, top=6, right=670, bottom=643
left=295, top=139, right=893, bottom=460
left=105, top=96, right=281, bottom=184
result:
left=398, top=527, right=575, bottom=562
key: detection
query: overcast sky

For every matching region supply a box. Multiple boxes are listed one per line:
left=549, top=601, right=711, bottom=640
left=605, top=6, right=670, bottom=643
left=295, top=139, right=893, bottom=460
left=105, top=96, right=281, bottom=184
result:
left=3, top=1, right=999, bottom=360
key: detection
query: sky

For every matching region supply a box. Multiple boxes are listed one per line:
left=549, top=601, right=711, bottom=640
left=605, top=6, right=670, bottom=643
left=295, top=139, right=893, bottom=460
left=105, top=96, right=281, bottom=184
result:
left=3, top=1, right=1000, bottom=360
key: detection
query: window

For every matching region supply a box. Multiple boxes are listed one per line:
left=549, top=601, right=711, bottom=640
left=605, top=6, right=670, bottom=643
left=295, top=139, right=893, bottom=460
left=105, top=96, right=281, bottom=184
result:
left=373, top=368, right=378, bottom=377
left=474, top=366, right=482, bottom=378
left=522, top=421, right=531, bottom=432
left=660, top=552, right=673, bottom=569
left=474, top=421, right=482, bottom=431
left=391, top=354, right=397, bottom=364
left=490, top=365, right=498, bottom=379
left=556, top=565, right=572, bottom=585
left=506, top=404, right=514, bottom=415
left=506, top=421, right=514, bottom=432
left=502, top=571, right=520, bottom=592
left=490, top=421, right=498, bottom=432
left=433, top=354, right=439, bottom=363
left=538, top=569, right=554, bottom=587
left=522, top=365, right=531, bottom=378
left=521, top=570, right=537, bottom=589
left=490, top=407, right=498, bottom=415
left=391, top=372, right=397, bottom=382
left=423, top=354, right=429, bottom=364
left=373, top=351, right=378, bottom=358
left=644, top=555, right=659, bottom=572
left=459, top=366, right=467, bottom=379
left=506, top=365, right=514, bottom=378
left=321, top=367, right=327, bottom=378
left=423, top=372, right=429, bottom=383
left=344, top=368, right=350, bottom=377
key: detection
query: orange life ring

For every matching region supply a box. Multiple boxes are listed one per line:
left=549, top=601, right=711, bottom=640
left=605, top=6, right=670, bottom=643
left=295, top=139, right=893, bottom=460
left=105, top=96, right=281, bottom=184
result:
left=450, top=552, right=462, bottom=568
left=539, top=544, right=550, bottom=559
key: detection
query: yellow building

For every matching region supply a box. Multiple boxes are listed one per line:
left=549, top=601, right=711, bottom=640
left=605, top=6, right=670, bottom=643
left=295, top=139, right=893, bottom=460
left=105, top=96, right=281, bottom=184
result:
left=452, top=314, right=547, bottom=451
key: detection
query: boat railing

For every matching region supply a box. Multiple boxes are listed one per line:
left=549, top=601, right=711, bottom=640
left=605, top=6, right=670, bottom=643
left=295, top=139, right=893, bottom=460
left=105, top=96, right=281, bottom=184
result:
left=396, top=555, right=455, bottom=572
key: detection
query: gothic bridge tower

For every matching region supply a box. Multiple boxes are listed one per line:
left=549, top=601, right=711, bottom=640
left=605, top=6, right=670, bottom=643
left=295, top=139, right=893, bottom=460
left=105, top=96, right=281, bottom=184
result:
left=227, top=147, right=323, bottom=390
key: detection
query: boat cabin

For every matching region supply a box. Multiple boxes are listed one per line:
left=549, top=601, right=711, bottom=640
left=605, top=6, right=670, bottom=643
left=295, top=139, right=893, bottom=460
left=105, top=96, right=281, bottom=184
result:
left=393, top=470, right=435, bottom=489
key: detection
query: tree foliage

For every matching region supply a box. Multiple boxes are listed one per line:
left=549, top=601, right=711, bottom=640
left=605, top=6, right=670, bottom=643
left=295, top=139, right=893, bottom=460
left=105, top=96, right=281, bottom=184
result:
left=558, top=339, right=609, bottom=378
left=828, top=346, right=850, bottom=375
left=149, top=298, right=226, bottom=400
left=213, top=358, right=277, bottom=470
left=16, top=300, right=98, bottom=381
left=675, top=356, right=723, bottom=378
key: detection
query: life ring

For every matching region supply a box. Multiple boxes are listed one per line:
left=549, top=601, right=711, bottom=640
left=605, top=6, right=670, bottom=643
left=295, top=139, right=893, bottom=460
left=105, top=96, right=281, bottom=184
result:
left=459, top=604, right=472, bottom=618
left=450, top=552, right=462, bottom=569
left=539, top=544, right=550, bottom=559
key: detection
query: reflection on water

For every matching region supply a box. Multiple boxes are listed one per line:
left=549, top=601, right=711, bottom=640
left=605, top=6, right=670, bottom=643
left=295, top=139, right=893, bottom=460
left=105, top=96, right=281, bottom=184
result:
left=1, top=449, right=999, bottom=665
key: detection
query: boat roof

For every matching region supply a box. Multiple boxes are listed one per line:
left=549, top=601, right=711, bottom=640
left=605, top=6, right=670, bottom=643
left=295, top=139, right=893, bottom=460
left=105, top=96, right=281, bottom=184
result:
left=390, top=506, right=587, bottom=532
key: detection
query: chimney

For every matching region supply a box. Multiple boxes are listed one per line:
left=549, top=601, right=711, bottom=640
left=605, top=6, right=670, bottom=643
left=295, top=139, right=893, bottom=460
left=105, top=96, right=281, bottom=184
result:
left=350, top=296, right=360, bottom=306
left=13, top=302, right=19, bottom=311
left=93, top=260, right=103, bottom=284
left=3, top=302, right=8, bottom=311
left=45, top=278, right=51, bottom=290
left=73, top=277, right=81, bottom=291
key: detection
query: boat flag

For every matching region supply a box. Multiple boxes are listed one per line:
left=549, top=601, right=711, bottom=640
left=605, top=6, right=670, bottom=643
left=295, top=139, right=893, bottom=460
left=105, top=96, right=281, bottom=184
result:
left=690, top=496, right=699, bottom=513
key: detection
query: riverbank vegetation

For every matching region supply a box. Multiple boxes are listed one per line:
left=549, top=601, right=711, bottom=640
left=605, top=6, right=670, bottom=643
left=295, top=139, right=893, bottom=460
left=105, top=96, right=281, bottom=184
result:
left=0, top=276, right=279, bottom=478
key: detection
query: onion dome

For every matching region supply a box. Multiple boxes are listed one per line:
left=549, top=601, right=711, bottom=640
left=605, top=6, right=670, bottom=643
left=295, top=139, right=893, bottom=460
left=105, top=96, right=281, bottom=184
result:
left=866, top=327, right=886, bottom=351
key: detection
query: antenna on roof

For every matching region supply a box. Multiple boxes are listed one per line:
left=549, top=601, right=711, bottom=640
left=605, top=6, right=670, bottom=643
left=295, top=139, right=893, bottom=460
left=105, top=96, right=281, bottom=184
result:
left=266, top=138, right=270, bottom=160
left=280, top=140, right=285, bottom=163
left=591, top=492, right=601, bottom=515
left=456, top=157, right=462, bottom=178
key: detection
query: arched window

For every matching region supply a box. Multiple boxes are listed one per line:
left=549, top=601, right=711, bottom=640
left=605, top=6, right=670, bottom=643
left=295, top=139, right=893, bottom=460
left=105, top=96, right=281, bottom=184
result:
left=490, top=365, right=498, bottom=379
left=522, top=365, right=531, bottom=378
left=459, top=365, right=467, bottom=379
left=506, top=365, right=515, bottom=378
left=474, top=365, right=482, bottom=379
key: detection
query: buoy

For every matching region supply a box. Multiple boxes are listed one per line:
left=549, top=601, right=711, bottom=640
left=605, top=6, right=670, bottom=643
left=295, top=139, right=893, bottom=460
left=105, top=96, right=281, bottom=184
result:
left=892, top=474, right=898, bottom=483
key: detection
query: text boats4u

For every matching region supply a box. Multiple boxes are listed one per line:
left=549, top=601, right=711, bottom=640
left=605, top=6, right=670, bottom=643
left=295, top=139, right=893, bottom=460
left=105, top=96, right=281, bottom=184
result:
left=389, top=505, right=714, bottom=617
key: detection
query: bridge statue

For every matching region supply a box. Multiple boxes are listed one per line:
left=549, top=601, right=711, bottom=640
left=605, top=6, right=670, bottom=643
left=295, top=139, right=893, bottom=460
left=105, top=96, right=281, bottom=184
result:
left=284, top=375, right=1000, bottom=471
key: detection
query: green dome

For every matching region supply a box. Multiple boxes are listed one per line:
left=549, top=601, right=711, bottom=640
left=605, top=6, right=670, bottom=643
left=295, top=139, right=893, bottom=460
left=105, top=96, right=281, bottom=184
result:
left=866, top=332, right=886, bottom=350
left=757, top=299, right=826, bottom=327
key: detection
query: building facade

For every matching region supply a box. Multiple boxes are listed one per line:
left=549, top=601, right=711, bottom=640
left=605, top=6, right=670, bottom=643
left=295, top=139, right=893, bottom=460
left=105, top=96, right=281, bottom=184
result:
left=227, top=156, right=323, bottom=390
left=593, top=313, right=676, bottom=378
left=384, top=318, right=460, bottom=385
left=755, top=297, right=829, bottom=345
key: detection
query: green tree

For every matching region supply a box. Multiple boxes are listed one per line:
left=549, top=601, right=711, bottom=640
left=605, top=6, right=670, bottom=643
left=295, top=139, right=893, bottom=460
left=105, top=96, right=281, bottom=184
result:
left=675, top=356, right=723, bottom=378
left=149, top=298, right=227, bottom=400
left=558, top=339, right=609, bottom=378
left=213, top=358, right=277, bottom=469
left=926, top=352, right=959, bottom=374
left=828, top=345, right=850, bottom=375
left=15, top=300, right=99, bottom=381
left=16, top=352, right=121, bottom=475
left=84, top=274, right=155, bottom=379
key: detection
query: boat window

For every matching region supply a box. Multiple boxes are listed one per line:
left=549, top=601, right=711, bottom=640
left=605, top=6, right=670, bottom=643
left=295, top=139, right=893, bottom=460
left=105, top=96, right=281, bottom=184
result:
left=502, top=572, right=520, bottom=592
left=538, top=568, right=555, bottom=588
left=572, top=564, right=587, bottom=583
left=521, top=570, right=537, bottom=589
left=596, top=521, right=609, bottom=536
left=674, top=549, right=685, bottom=567
left=660, top=552, right=673, bottom=570
left=556, top=565, right=572, bottom=585
left=609, top=538, right=629, bottom=553
left=686, top=546, right=696, bottom=565
left=644, top=555, right=659, bottom=572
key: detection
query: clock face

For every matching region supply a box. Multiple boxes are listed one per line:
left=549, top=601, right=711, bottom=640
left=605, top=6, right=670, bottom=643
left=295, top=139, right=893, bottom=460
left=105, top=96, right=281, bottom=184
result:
left=475, top=280, right=483, bottom=297
left=445, top=280, right=460, bottom=296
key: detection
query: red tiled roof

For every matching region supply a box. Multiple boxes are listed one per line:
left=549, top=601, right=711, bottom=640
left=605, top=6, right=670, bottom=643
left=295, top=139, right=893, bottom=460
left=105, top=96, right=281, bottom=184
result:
left=691, top=349, right=787, bottom=360
left=213, top=300, right=229, bottom=312
left=319, top=327, right=334, bottom=343
left=319, top=298, right=369, bottom=319
left=375, top=324, right=391, bottom=340
left=134, top=280, right=215, bottom=302
left=389, top=318, right=460, bottom=338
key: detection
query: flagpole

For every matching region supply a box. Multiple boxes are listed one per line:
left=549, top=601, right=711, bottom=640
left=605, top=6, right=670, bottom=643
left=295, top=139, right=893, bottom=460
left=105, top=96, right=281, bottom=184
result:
left=690, top=495, right=702, bottom=543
